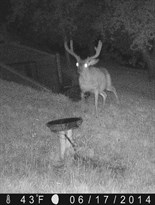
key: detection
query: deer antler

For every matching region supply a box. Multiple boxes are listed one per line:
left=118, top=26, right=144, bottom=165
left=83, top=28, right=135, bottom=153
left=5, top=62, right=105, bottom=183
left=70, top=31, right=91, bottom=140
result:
left=64, top=40, right=80, bottom=62
left=87, top=40, right=103, bottom=61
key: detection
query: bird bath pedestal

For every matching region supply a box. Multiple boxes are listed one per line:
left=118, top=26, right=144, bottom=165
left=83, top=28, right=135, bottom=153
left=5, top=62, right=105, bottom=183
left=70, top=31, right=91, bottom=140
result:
left=46, top=117, right=83, bottom=160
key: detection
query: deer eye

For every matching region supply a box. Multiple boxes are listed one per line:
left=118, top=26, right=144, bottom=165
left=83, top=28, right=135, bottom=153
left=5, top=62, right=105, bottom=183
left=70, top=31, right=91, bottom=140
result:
left=76, top=62, right=79, bottom=67
left=84, top=63, right=88, bottom=68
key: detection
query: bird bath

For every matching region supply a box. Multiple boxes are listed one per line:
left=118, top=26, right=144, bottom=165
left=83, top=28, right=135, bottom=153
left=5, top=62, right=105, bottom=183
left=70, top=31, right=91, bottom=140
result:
left=46, top=117, right=83, bottom=160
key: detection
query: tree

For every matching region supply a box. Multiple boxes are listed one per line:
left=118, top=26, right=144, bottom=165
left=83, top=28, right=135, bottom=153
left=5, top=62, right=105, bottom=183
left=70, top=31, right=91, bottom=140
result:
left=9, top=0, right=155, bottom=80
left=96, top=0, right=155, bottom=79
left=9, top=0, right=82, bottom=44
left=9, top=0, right=83, bottom=70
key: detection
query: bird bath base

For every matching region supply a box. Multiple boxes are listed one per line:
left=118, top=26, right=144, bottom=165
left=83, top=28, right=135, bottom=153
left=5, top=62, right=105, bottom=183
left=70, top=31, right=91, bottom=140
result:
left=46, top=117, right=83, bottom=160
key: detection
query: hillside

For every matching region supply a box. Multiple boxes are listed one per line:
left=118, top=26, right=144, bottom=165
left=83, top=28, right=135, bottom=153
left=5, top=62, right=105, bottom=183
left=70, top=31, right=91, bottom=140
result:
left=0, top=65, right=155, bottom=193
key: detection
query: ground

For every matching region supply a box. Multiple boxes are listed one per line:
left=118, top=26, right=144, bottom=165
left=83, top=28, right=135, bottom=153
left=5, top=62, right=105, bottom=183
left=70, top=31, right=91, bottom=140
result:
left=0, top=64, right=155, bottom=193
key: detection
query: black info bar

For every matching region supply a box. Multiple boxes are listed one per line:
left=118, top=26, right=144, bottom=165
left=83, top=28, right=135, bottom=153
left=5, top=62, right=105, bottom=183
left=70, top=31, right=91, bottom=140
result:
left=0, top=194, right=154, bottom=205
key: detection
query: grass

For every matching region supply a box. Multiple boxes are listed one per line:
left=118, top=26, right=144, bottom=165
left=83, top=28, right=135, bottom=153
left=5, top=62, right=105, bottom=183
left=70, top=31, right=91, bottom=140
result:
left=0, top=64, right=155, bottom=193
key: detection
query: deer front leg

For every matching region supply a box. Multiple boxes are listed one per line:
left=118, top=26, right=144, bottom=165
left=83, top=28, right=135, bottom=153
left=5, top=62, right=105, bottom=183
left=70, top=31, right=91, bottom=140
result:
left=81, top=91, right=85, bottom=101
left=94, top=91, right=99, bottom=116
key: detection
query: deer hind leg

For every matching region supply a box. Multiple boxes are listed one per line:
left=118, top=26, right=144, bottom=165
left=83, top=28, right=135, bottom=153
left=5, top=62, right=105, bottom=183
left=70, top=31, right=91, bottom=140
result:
left=100, top=91, right=107, bottom=107
left=109, top=86, right=119, bottom=103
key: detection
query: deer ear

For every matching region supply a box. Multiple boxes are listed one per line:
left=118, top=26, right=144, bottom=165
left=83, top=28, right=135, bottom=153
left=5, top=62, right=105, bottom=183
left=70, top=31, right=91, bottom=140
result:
left=88, top=59, right=99, bottom=66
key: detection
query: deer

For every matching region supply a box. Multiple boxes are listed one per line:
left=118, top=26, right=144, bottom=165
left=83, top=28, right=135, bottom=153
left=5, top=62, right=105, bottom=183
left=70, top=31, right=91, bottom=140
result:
left=64, top=40, right=119, bottom=115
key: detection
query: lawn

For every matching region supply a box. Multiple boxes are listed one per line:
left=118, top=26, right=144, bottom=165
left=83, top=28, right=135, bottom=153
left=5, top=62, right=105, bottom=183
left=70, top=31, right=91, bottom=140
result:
left=0, top=64, right=155, bottom=193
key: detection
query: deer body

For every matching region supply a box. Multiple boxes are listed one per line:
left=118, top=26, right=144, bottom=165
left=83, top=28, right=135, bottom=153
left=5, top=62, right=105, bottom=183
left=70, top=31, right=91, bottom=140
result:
left=79, top=67, right=109, bottom=93
left=64, top=40, right=119, bottom=114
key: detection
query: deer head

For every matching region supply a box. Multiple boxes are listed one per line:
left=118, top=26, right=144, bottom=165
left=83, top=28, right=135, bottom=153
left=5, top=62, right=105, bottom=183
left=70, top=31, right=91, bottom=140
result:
left=64, top=40, right=102, bottom=71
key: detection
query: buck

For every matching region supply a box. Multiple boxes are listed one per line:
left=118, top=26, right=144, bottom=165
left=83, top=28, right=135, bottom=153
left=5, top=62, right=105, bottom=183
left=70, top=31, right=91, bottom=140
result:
left=64, top=40, right=119, bottom=114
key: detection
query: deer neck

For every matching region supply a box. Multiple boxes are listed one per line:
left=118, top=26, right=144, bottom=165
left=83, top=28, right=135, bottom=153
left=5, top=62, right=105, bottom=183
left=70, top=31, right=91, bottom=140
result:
left=79, top=67, right=91, bottom=80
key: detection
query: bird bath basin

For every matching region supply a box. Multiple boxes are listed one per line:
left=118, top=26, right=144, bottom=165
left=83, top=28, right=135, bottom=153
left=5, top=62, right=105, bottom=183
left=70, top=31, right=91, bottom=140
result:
left=46, top=117, right=83, bottom=160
